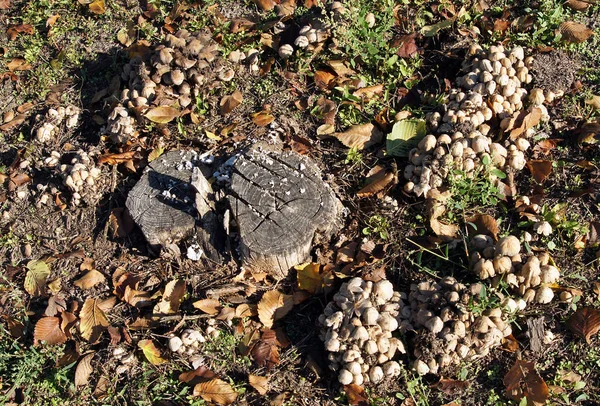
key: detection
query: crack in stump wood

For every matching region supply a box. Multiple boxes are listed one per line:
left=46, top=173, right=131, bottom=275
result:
left=228, top=147, right=342, bottom=279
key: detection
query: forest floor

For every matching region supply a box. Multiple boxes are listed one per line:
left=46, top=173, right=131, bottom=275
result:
left=1, top=0, right=600, bottom=405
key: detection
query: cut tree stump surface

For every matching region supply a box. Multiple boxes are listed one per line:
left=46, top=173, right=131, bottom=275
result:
left=126, top=150, right=216, bottom=253
left=228, top=147, right=342, bottom=278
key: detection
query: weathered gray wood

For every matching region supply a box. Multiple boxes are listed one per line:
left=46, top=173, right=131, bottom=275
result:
left=228, top=147, right=342, bottom=279
left=126, top=150, right=222, bottom=260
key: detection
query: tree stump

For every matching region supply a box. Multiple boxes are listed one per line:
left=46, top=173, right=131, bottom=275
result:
left=228, top=147, right=342, bottom=279
left=126, top=150, right=222, bottom=260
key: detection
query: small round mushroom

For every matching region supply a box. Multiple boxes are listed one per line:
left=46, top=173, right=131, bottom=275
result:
left=495, top=236, right=521, bottom=257
left=278, top=44, right=294, bottom=59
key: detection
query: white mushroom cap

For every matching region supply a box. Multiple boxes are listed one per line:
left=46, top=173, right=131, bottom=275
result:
left=535, top=286, right=554, bottom=304
left=414, top=359, right=430, bottom=375
left=369, top=366, right=384, bottom=383
left=362, top=307, right=379, bottom=325
left=168, top=336, right=183, bottom=352
left=540, top=265, right=560, bottom=284
left=495, top=236, right=521, bottom=257
left=424, top=316, right=444, bottom=334
left=373, top=280, right=395, bottom=303
left=338, top=369, right=353, bottom=385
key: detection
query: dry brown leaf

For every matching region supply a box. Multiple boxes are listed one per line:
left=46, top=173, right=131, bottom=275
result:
left=98, top=296, right=117, bottom=312
left=45, top=295, right=67, bottom=317
left=219, top=90, right=243, bottom=115
left=353, top=84, right=384, bottom=100
left=276, top=0, right=296, bottom=17
left=7, top=24, right=34, bottom=40
left=526, top=160, right=553, bottom=183
left=251, top=329, right=280, bottom=369
left=566, top=0, right=591, bottom=10
left=253, top=0, right=276, bottom=11
left=8, top=172, right=32, bottom=192
left=79, top=298, right=109, bottom=343
left=428, top=200, right=459, bottom=238
left=533, top=139, right=559, bottom=155
left=433, top=377, right=470, bottom=395
left=4, top=316, right=24, bottom=338
left=333, top=123, right=383, bottom=150
left=0, top=0, right=10, bottom=9
left=567, top=307, right=600, bottom=344
left=0, top=113, right=25, bottom=131
left=138, top=339, right=167, bottom=365
left=74, top=352, right=94, bottom=386
left=494, top=19, right=511, bottom=32
left=251, top=111, right=275, bottom=127
left=248, top=374, right=269, bottom=395
left=509, top=107, right=542, bottom=140
left=357, top=169, right=395, bottom=197
left=314, top=70, right=336, bottom=90
left=24, top=259, right=50, bottom=297
left=466, top=214, right=499, bottom=240
left=16, top=102, right=34, bottom=114
left=80, top=257, right=94, bottom=271
left=153, top=279, right=186, bottom=315
left=74, top=270, right=106, bottom=290
left=109, top=207, right=134, bottom=238
left=257, top=290, right=294, bottom=328
left=504, top=359, right=549, bottom=404
left=295, top=262, right=334, bottom=294
left=235, top=303, right=257, bottom=318
left=585, top=95, right=600, bottom=110
left=396, top=33, right=418, bottom=58
left=97, top=151, right=137, bottom=165
left=123, top=285, right=153, bottom=308
left=107, top=326, right=121, bottom=345
left=343, top=384, right=369, bottom=405
left=145, top=106, right=179, bottom=123
left=502, top=334, right=520, bottom=352
left=7, top=58, right=32, bottom=72
left=88, top=0, right=105, bottom=14
left=193, top=298, right=223, bottom=315
left=34, top=317, right=68, bottom=345
left=193, top=378, right=238, bottom=404
left=326, top=60, right=355, bottom=76
left=559, top=21, right=594, bottom=43
left=46, top=14, right=60, bottom=29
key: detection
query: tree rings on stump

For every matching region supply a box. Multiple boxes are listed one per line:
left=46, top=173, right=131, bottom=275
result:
left=228, top=147, right=342, bottom=279
left=126, top=150, right=221, bottom=259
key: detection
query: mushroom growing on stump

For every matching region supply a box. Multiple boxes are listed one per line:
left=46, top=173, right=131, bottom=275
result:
left=228, top=146, right=342, bottom=279
left=126, top=150, right=222, bottom=259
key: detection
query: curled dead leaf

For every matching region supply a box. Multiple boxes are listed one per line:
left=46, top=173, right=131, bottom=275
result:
left=219, top=90, right=243, bottom=115
left=248, top=374, right=269, bottom=395
left=428, top=199, right=459, bottom=238
left=466, top=214, right=499, bottom=240
left=74, top=269, right=106, bottom=290
left=153, top=279, right=186, bottom=315
left=257, top=290, right=294, bottom=328
left=75, top=352, right=95, bottom=386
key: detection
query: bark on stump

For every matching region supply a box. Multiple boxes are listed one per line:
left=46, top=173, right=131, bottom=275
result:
left=228, top=147, right=342, bottom=279
left=126, top=150, right=221, bottom=260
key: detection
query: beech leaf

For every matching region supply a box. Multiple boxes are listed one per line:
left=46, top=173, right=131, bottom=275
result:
left=428, top=199, right=459, bottom=238
left=251, top=329, right=280, bottom=369
left=559, top=21, right=594, bottom=43
left=466, top=214, right=499, bottom=240
left=295, top=262, right=334, bottom=294
left=88, top=0, right=105, bottom=14
left=34, top=317, right=67, bottom=345
left=193, top=378, right=238, bottom=404
left=504, top=359, right=549, bottom=404
left=343, top=384, right=369, bottom=405
left=193, top=298, right=223, bottom=315
left=567, top=307, right=600, bottom=344
left=219, top=90, right=243, bottom=115
left=24, top=259, right=50, bottom=296
left=386, top=119, right=427, bottom=157
left=74, top=352, right=95, bottom=386
left=334, top=123, right=383, bottom=150
left=248, top=374, right=269, bottom=395
left=138, top=339, right=167, bottom=365
left=79, top=298, right=109, bottom=343
left=153, top=279, right=186, bottom=315
left=145, top=106, right=180, bottom=123
left=74, top=269, right=106, bottom=290
left=257, top=290, right=294, bottom=328
left=526, top=160, right=553, bottom=183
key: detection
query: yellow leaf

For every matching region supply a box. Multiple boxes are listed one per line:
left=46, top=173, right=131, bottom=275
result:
left=74, top=269, right=106, bottom=290
left=79, top=298, right=109, bottom=343
left=206, top=130, right=222, bottom=141
left=193, top=378, right=238, bottom=404
left=24, top=260, right=50, bottom=296
left=295, top=263, right=333, bottom=294
left=88, top=0, right=105, bottom=14
left=248, top=374, right=269, bottom=395
left=257, top=290, right=294, bottom=328
left=138, top=339, right=167, bottom=365
left=145, top=106, right=180, bottom=124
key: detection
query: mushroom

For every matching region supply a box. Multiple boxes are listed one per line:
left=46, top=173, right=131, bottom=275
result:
left=495, top=236, right=521, bottom=257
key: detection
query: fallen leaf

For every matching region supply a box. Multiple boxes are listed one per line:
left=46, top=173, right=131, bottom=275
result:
left=253, top=0, right=276, bottom=11
left=275, top=0, right=296, bottom=17
left=428, top=200, right=459, bottom=238
left=494, top=19, right=511, bottom=32
left=193, top=378, right=238, bottom=404
left=107, top=326, right=121, bottom=345
left=508, top=108, right=542, bottom=140
left=314, top=70, right=336, bottom=90
left=235, top=303, right=257, bottom=318
left=326, top=60, right=355, bottom=77
left=466, top=214, right=499, bottom=240
left=248, top=374, right=269, bottom=395
left=577, top=122, right=600, bottom=144
left=566, top=0, right=591, bottom=10
left=386, top=119, right=427, bottom=157
left=295, top=262, right=334, bottom=294
left=0, top=0, right=10, bottom=9
left=357, top=169, right=395, bottom=197
left=585, top=95, right=600, bottom=110
left=317, top=123, right=335, bottom=136
left=219, top=90, right=243, bottom=115
left=251, top=329, right=280, bottom=369
left=502, top=334, right=520, bottom=352
left=145, top=106, right=179, bottom=123
left=251, top=111, right=275, bottom=127
left=353, top=84, right=384, bottom=100
left=74, top=270, right=106, bottom=290
left=526, top=160, right=553, bottom=183
left=434, top=377, right=470, bottom=395
left=79, top=298, right=109, bottom=343
left=559, top=21, right=594, bottom=43
left=566, top=307, right=600, bottom=344
left=257, top=290, right=294, bottom=328
left=193, top=298, right=223, bottom=315
left=343, top=384, right=369, bottom=406
left=109, top=207, right=134, bottom=238
left=138, top=339, right=167, bottom=365
left=88, top=0, right=105, bottom=14
left=334, top=123, right=383, bottom=150
left=396, top=33, right=418, bottom=58
left=7, top=58, right=32, bottom=72
left=117, top=24, right=136, bottom=47
left=0, top=113, right=25, bottom=131
left=46, top=14, right=60, bottom=29
left=74, top=352, right=94, bottom=386
left=6, top=24, right=34, bottom=40
left=97, top=151, right=137, bottom=165
left=153, top=279, right=186, bottom=315
left=179, top=365, right=217, bottom=385
left=123, top=285, right=153, bottom=308
left=421, top=19, right=454, bottom=37
left=504, top=359, right=549, bottom=404
left=8, top=172, right=31, bottom=192
left=34, top=317, right=67, bottom=345
left=533, top=139, right=558, bottom=155
left=24, top=259, right=50, bottom=296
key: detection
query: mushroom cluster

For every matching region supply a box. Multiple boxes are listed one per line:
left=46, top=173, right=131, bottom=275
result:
left=404, top=44, right=562, bottom=197
left=279, top=21, right=330, bottom=59
left=58, top=149, right=102, bottom=206
left=112, top=346, right=137, bottom=375
left=35, top=105, right=81, bottom=143
left=401, top=277, right=513, bottom=375
left=469, top=235, right=562, bottom=304
left=168, top=328, right=206, bottom=355
left=104, top=29, right=226, bottom=144
left=318, top=277, right=406, bottom=385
